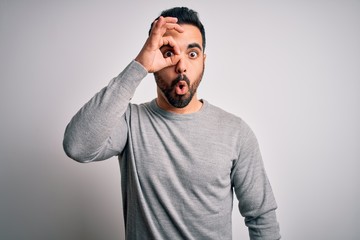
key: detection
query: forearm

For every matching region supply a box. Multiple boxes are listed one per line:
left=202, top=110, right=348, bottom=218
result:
left=232, top=128, right=281, bottom=239
left=236, top=170, right=280, bottom=239
left=236, top=178, right=280, bottom=240
left=245, top=210, right=280, bottom=240
left=63, top=60, right=147, bottom=162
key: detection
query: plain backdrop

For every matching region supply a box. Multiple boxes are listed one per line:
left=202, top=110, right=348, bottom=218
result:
left=1, top=0, right=359, bottom=239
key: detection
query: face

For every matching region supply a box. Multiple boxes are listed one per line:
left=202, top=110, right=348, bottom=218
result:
left=154, top=24, right=206, bottom=109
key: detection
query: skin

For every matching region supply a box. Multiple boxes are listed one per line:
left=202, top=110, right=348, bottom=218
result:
left=135, top=16, right=206, bottom=114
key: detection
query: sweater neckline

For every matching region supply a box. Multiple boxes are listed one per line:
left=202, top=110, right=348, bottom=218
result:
left=149, top=99, right=208, bottom=121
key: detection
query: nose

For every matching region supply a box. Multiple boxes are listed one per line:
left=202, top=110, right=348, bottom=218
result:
left=175, top=57, right=187, bottom=74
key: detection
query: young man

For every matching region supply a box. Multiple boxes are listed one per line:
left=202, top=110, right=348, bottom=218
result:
left=63, top=7, right=281, bottom=240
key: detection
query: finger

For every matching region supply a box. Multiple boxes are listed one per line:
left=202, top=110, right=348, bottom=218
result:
left=151, top=17, right=184, bottom=36
left=165, top=54, right=181, bottom=67
left=164, top=23, right=184, bottom=33
left=153, top=16, right=175, bottom=31
left=161, top=36, right=180, bottom=55
left=160, top=16, right=178, bottom=24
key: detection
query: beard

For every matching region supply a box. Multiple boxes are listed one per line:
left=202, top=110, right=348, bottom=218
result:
left=154, top=67, right=204, bottom=108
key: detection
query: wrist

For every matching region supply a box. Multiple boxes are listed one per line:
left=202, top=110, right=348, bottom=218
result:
left=135, top=58, right=151, bottom=73
left=132, top=59, right=150, bottom=74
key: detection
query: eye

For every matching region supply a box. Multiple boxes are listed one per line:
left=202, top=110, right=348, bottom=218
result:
left=189, top=51, right=198, bottom=59
left=163, top=50, right=174, bottom=58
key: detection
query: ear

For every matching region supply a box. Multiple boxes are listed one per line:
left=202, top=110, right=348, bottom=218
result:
left=203, top=53, right=207, bottom=63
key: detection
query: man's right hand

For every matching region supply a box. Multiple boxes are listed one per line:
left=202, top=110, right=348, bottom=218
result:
left=135, top=16, right=184, bottom=73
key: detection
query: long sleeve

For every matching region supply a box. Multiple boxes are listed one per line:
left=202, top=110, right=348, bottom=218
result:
left=63, top=60, right=148, bottom=162
left=231, top=128, right=281, bottom=239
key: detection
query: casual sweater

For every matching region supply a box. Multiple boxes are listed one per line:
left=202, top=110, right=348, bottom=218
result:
left=63, top=60, right=281, bottom=240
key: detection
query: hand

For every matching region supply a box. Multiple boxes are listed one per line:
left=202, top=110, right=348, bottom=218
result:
left=135, top=16, right=184, bottom=73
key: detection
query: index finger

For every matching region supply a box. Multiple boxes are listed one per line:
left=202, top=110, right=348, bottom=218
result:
left=160, top=16, right=185, bottom=33
left=160, top=16, right=178, bottom=23
left=151, top=16, right=184, bottom=35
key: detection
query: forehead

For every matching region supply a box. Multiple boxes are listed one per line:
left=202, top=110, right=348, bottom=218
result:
left=164, top=24, right=203, bottom=48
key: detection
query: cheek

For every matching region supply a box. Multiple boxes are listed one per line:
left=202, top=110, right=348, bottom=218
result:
left=154, top=72, right=169, bottom=90
left=155, top=67, right=174, bottom=81
left=193, top=57, right=205, bottom=69
left=190, top=61, right=205, bottom=77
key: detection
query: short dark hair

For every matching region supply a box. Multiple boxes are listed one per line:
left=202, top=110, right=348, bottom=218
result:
left=149, top=7, right=206, bottom=51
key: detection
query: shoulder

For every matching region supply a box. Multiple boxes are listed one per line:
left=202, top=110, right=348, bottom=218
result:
left=208, top=103, right=264, bottom=153
left=124, top=101, right=152, bottom=119
left=205, top=101, right=249, bottom=129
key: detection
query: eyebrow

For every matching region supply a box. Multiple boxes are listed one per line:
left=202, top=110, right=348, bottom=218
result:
left=188, top=43, right=202, bottom=51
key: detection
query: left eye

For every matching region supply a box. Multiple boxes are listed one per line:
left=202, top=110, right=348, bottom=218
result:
left=189, top=51, right=198, bottom=58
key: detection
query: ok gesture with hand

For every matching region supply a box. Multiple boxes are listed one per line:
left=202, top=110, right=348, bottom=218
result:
left=135, top=16, right=184, bottom=73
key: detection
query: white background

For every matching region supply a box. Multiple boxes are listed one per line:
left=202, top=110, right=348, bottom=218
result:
left=1, top=0, right=359, bottom=239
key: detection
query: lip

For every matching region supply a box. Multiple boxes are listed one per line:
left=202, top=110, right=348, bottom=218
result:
left=175, top=80, right=189, bottom=95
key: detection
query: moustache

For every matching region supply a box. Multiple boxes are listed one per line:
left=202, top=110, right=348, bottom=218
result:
left=170, top=74, right=190, bottom=88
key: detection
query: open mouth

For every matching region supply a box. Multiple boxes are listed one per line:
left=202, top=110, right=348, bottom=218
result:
left=175, top=80, right=189, bottom=95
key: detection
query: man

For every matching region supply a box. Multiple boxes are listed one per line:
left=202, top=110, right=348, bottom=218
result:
left=63, top=7, right=281, bottom=240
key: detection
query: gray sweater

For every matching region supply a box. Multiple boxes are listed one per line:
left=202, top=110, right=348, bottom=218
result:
left=63, top=60, right=280, bottom=240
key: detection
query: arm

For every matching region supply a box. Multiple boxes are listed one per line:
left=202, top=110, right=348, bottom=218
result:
left=63, top=61, right=147, bottom=162
left=63, top=16, right=184, bottom=162
left=231, top=128, right=281, bottom=240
